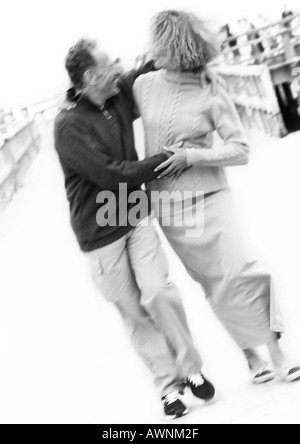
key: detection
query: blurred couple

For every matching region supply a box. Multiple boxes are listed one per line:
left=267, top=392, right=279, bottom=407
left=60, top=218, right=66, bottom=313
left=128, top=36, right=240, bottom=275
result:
left=54, top=10, right=299, bottom=421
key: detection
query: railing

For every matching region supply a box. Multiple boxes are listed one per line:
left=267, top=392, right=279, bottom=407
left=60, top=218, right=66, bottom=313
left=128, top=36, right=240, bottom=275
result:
left=215, top=14, right=300, bottom=137
left=215, top=64, right=287, bottom=138
left=0, top=121, right=40, bottom=212
left=220, top=14, right=300, bottom=67
left=0, top=96, right=60, bottom=136
left=0, top=96, right=60, bottom=212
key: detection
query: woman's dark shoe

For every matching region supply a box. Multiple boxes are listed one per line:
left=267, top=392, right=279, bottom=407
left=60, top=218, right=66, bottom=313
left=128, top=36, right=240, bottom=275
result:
left=187, top=373, right=216, bottom=401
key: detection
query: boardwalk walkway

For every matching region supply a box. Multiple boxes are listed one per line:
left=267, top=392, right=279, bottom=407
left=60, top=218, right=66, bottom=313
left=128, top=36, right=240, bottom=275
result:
left=0, top=123, right=300, bottom=424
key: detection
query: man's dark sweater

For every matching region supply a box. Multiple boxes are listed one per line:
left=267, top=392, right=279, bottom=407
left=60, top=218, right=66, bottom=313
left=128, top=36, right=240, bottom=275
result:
left=54, top=66, right=167, bottom=252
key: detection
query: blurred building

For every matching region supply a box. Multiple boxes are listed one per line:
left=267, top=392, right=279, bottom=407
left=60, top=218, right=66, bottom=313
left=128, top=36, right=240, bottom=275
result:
left=216, top=12, right=300, bottom=136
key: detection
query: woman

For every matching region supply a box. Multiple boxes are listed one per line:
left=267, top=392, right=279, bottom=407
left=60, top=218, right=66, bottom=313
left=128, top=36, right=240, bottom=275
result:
left=133, top=10, right=300, bottom=384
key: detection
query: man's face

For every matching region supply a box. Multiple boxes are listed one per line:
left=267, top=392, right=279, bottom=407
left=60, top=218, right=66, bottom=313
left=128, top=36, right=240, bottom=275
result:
left=85, top=49, right=123, bottom=104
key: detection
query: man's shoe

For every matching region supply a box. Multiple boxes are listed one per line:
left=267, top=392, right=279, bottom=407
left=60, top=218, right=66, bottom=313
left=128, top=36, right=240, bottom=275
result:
left=187, top=373, right=216, bottom=401
left=162, top=391, right=189, bottom=421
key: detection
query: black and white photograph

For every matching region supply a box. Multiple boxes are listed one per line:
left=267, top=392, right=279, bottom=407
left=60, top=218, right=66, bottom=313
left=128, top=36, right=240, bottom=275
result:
left=1, top=0, right=300, bottom=426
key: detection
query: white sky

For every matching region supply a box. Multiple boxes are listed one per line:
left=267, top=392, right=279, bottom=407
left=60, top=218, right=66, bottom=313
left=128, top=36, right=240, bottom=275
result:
left=0, top=0, right=299, bottom=107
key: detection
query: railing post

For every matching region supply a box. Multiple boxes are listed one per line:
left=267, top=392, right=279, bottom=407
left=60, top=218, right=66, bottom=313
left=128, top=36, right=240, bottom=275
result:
left=282, top=30, right=296, bottom=60
left=10, top=97, right=23, bottom=124
left=25, top=105, right=35, bottom=122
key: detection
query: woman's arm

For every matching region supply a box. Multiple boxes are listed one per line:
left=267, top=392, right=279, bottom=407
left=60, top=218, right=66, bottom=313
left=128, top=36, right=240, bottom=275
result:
left=185, top=82, right=250, bottom=168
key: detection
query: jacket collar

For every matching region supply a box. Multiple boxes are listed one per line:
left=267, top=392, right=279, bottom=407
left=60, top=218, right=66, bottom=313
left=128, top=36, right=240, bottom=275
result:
left=77, top=94, right=117, bottom=111
left=77, top=95, right=103, bottom=111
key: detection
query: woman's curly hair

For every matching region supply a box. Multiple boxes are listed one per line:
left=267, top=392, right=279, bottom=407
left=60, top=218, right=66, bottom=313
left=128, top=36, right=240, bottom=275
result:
left=151, top=10, right=220, bottom=72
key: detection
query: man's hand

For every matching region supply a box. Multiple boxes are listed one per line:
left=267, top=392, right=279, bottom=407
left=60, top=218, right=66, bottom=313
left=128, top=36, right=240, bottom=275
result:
left=59, top=87, right=79, bottom=111
left=154, top=142, right=190, bottom=180
left=59, top=98, right=77, bottom=111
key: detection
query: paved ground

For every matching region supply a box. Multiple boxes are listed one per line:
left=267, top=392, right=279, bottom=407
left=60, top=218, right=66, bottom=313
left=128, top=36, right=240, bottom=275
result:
left=0, top=122, right=300, bottom=424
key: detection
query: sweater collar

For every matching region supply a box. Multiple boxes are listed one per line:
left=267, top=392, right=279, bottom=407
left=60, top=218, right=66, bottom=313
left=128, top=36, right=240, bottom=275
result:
left=161, top=69, right=204, bottom=85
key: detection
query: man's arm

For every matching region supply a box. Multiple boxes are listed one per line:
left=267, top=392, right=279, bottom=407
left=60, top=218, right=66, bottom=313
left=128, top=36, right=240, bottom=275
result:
left=119, top=60, right=157, bottom=121
left=55, top=118, right=168, bottom=191
left=60, top=61, right=156, bottom=116
left=121, top=60, right=156, bottom=93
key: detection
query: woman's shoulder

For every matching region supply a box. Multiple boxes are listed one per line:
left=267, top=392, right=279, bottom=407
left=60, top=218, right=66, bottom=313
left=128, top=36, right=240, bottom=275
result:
left=210, top=75, right=231, bottom=96
left=200, top=76, right=231, bottom=106
left=210, top=77, right=237, bottom=110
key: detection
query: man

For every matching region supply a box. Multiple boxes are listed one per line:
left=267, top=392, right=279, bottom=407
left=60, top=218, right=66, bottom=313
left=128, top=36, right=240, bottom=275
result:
left=54, top=38, right=215, bottom=420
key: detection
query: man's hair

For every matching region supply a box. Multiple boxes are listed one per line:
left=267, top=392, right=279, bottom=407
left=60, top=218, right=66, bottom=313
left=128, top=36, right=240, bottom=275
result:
left=65, top=38, right=97, bottom=89
left=151, top=10, right=220, bottom=72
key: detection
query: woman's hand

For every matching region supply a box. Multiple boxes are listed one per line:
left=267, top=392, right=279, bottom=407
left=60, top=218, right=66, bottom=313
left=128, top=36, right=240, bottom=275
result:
left=154, top=142, right=190, bottom=180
